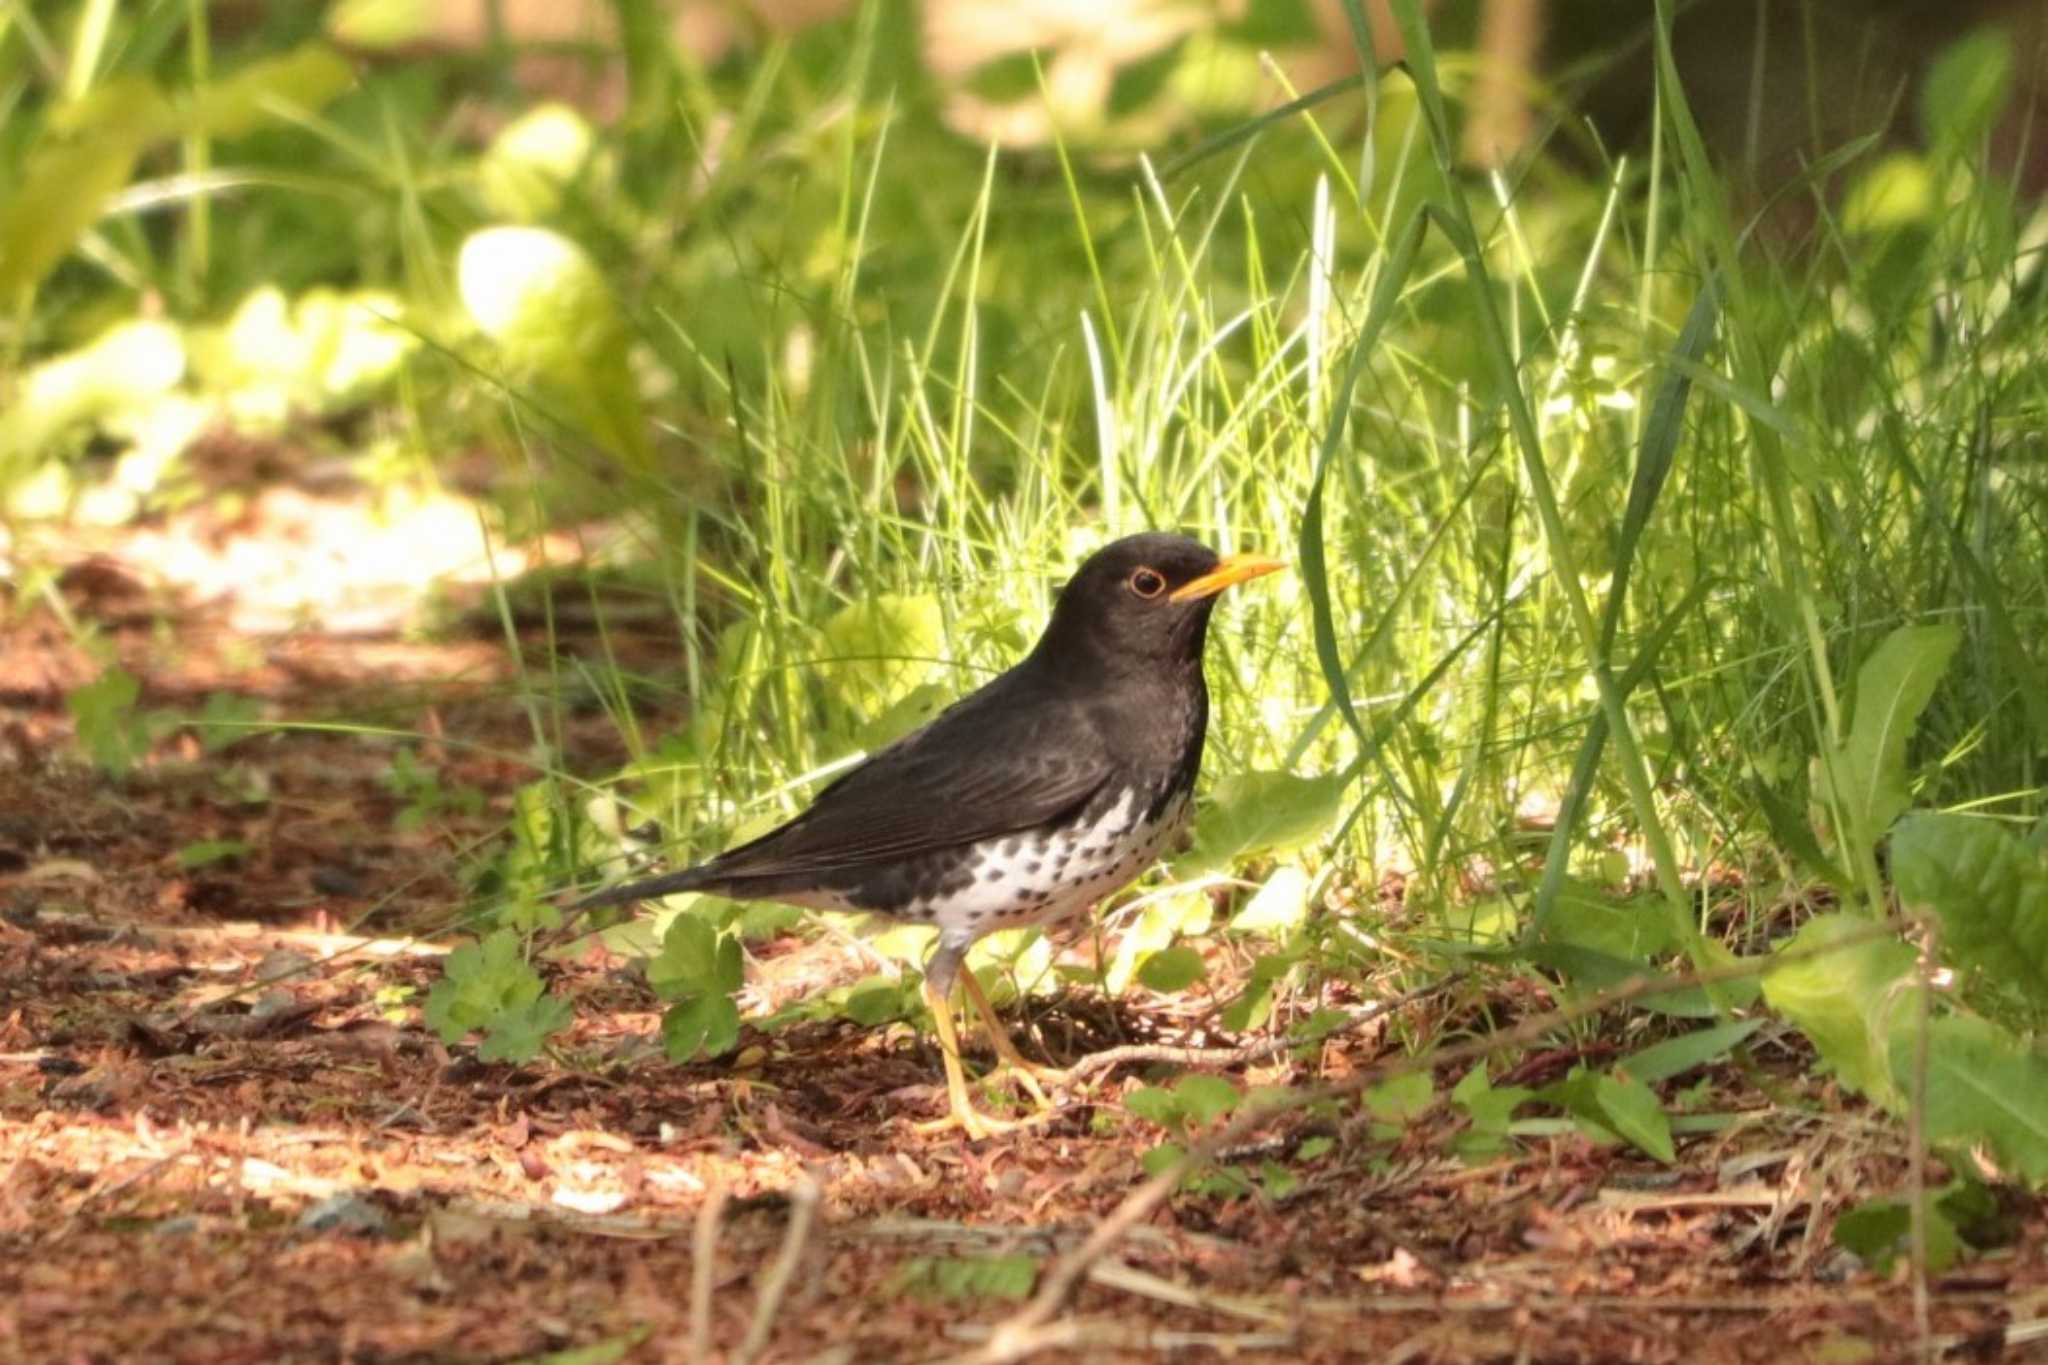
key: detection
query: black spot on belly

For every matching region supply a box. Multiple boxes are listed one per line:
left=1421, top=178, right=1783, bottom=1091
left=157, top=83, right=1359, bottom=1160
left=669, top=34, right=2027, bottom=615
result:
left=985, top=867, right=1005, bottom=883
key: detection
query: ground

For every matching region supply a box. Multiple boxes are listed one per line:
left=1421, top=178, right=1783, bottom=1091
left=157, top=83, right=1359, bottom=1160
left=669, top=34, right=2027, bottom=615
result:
left=0, top=468, right=2039, bottom=1363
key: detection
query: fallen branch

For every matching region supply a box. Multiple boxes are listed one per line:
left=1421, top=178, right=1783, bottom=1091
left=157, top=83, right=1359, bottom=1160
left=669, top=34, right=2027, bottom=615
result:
left=1059, top=975, right=1455, bottom=1080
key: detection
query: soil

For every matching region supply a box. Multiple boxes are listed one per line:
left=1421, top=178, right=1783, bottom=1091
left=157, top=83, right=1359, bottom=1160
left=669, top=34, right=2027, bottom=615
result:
left=0, top=472, right=2040, bottom=1364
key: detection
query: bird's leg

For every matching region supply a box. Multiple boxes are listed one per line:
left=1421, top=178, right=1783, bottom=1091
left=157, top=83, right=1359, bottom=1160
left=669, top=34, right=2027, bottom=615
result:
left=957, top=969, right=1067, bottom=1107
left=911, top=977, right=1048, bottom=1141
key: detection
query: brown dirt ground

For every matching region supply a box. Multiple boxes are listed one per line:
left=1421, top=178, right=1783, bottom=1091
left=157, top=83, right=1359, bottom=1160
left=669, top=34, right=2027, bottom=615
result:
left=1, top=480, right=2043, bottom=1364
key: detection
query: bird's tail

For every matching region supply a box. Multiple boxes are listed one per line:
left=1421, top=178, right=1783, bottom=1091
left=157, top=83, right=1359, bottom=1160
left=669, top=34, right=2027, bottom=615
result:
left=571, top=863, right=718, bottom=912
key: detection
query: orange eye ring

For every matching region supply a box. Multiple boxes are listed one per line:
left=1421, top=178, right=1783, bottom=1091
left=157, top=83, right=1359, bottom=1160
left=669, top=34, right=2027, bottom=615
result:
left=1128, top=567, right=1166, bottom=599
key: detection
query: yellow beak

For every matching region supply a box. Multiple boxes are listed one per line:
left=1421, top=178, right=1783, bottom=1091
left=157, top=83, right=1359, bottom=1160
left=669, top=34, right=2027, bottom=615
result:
left=1169, top=552, right=1287, bottom=602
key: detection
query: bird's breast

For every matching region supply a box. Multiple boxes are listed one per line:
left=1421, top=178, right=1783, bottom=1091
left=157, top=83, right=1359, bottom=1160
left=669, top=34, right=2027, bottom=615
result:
left=847, top=781, right=1194, bottom=943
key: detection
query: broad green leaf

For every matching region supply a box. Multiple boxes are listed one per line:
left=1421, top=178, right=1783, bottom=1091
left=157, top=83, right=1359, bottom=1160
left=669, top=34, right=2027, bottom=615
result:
left=647, top=915, right=741, bottom=1000
left=851, top=681, right=951, bottom=751
left=1106, top=890, right=1212, bottom=995
left=1451, top=1064, right=1532, bottom=1159
left=1140, top=1142, right=1186, bottom=1177
left=1221, top=0, right=1322, bottom=47
left=0, top=80, right=168, bottom=303
left=176, top=839, right=249, bottom=869
left=1433, top=893, right=1517, bottom=946
left=1178, top=771, right=1347, bottom=876
left=66, top=667, right=145, bottom=777
left=1523, top=942, right=1723, bottom=1019
left=478, top=993, right=573, bottom=1063
left=1763, top=913, right=1917, bottom=1104
left=326, top=0, right=436, bottom=48
left=1825, top=622, right=1960, bottom=852
left=842, top=977, right=910, bottom=1026
left=1136, top=944, right=1206, bottom=992
left=1229, top=864, right=1312, bottom=935
left=1542, top=884, right=1675, bottom=963
left=1125, top=1085, right=1182, bottom=1126
left=1618, top=1019, right=1764, bottom=1086
left=963, top=51, right=1039, bottom=103
left=191, top=693, right=268, bottom=753
left=425, top=930, right=546, bottom=1043
left=816, top=595, right=944, bottom=721
left=184, top=44, right=354, bottom=138
left=1106, top=39, right=1184, bottom=118
left=1173, top=1074, right=1239, bottom=1126
left=662, top=994, right=741, bottom=1060
left=1892, top=811, right=2048, bottom=1002
left=1843, top=153, right=1934, bottom=234
left=1594, top=1072, right=1676, bottom=1163
left=1920, top=27, right=2014, bottom=151
left=893, top=1254, right=1039, bottom=1303
left=1362, top=1072, right=1433, bottom=1123
left=1834, top=1195, right=1961, bottom=1275
left=457, top=225, right=648, bottom=468
left=1892, top=1014, right=2048, bottom=1182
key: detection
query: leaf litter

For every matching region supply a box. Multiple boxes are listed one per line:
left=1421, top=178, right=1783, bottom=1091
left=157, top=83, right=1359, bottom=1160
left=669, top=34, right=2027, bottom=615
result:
left=1, top=484, right=2042, bottom=1363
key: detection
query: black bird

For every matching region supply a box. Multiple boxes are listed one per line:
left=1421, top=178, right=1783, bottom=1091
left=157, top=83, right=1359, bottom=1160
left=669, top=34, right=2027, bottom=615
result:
left=575, top=533, right=1283, bottom=1138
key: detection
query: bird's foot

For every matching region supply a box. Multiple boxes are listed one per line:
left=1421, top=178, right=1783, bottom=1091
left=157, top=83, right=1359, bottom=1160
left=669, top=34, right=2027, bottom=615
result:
left=986, top=1056, right=1068, bottom=1111
left=911, top=1095, right=1056, bottom=1142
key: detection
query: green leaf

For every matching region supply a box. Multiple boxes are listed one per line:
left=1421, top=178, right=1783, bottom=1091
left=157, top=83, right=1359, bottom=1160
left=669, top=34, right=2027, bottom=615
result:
left=1594, top=1072, right=1676, bottom=1163
left=815, top=595, right=944, bottom=722
left=1450, top=1065, right=1532, bottom=1130
left=176, top=839, right=249, bottom=869
left=66, top=667, right=145, bottom=778
left=1891, top=1014, right=2048, bottom=1182
left=185, top=44, right=355, bottom=138
left=1106, top=39, right=1185, bottom=119
left=1139, top=1141, right=1186, bottom=1177
left=1920, top=27, right=2014, bottom=151
left=842, top=977, right=910, bottom=1027
left=1136, top=944, right=1206, bottom=992
left=1523, top=942, right=1723, bottom=1018
left=1619, top=1019, right=1764, bottom=1086
left=1843, top=153, right=1934, bottom=234
left=1834, top=1195, right=1960, bottom=1275
left=963, top=51, right=1041, bottom=103
left=1763, top=913, right=1917, bottom=1104
left=422, top=929, right=571, bottom=1064
left=662, top=994, right=741, bottom=1061
left=0, top=81, right=166, bottom=304
left=1451, top=1065, right=1531, bottom=1160
left=478, top=993, right=573, bottom=1063
left=647, top=914, right=733, bottom=1000
left=1221, top=0, right=1322, bottom=47
left=1172, top=1074, right=1239, bottom=1126
left=1892, top=812, right=2048, bottom=1002
left=1106, top=891, right=1213, bottom=996
left=892, top=1254, right=1039, bottom=1303
left=1178, top=771, right=1347, bottom=877
left=1230, top=864, right=1312, bottom=936
left=188, top=693, right=269, bottom=754
left=851, top=681, right=952, bottom=752
left=1542, top=884, right=1675, bottom=963
left=1361, top=1072, right=1433, bottom=1124
left=1825, top=623, right=1960, bottom=853
left=1125, top=1085, right=1183, bottom=1126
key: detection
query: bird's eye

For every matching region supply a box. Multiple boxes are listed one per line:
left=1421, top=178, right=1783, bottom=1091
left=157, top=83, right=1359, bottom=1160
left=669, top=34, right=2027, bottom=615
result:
left=1128, top=567, right=1166, bottom=599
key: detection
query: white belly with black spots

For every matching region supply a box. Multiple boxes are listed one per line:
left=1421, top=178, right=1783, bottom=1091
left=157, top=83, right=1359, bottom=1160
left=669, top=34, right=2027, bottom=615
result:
left=914, top=787, right=1190, bottom=937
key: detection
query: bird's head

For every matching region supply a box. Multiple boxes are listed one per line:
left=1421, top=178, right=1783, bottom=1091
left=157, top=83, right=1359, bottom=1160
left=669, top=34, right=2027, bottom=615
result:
left=1033, top=532, right=1284, bottom=675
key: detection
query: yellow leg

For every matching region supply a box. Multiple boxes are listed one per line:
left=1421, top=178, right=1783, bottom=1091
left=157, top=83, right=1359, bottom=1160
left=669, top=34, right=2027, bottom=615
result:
left=910, top=978, right=1049, bottom=1141
left=958, top=970, right=1067, bottom=1108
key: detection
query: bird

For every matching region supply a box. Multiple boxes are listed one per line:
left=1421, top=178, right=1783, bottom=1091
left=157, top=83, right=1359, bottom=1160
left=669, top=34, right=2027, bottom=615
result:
left=573, top=533, right=1283, bottom=1139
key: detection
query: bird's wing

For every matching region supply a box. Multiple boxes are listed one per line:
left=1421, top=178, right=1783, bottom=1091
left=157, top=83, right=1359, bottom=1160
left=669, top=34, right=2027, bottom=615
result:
left=698, top=677, right=1115, bottom=879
